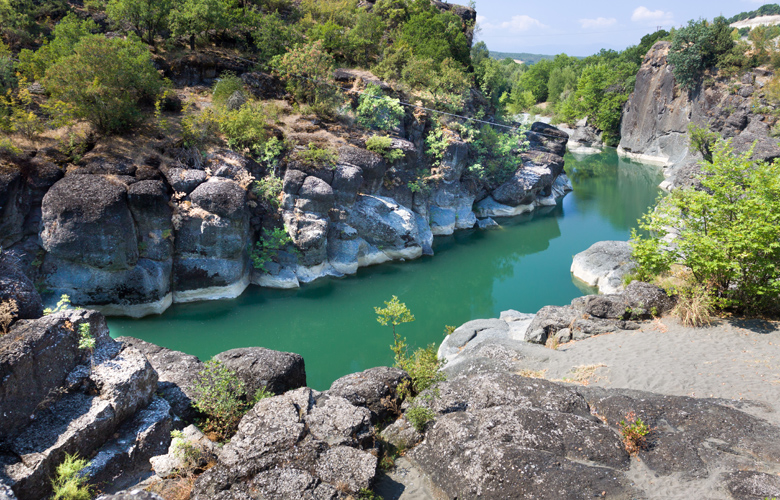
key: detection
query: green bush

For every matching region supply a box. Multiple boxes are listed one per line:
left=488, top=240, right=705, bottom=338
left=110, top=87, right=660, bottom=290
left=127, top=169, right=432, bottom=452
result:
left=16, top=14, right=98, bottom=81
left=298, top=143, right=337, bottom=168
left=668, top=17, right=734, bottom=90
left=191, top=359, right=250, bottom=440
left=687, top=123, right=719, bottom=163
left=212, top=72, right=244, bottom=107
left=365, top=135, right=404, bottom=162
left=43, top=34, right=162, bottom=133
left=252, top=174, right=284, bottom=208
left=271, top=41, right=340, bottom=115
left=356, top=84, right=404, bottom=131
left=218, top=102, right=274, bottom=156
left=253, top=12, right=304, bottom=68
left=51, top=453, right=91, bottom=500
left=405, top=405, right=435, bottom=432
left=106, top=0, right=172, bottom=45
left=630, top=139, right=780, bottom=314
left=251, top=227, right=294, bottom=271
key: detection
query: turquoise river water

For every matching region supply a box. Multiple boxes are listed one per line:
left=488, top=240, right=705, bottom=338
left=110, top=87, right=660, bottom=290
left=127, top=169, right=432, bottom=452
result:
left=108, top=150, right=663, bottom=390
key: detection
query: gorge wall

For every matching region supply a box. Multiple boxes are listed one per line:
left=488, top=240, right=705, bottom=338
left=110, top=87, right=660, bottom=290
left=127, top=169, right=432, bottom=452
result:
left=0, top=118, right=571, bottom=317
left=618, top=40, right=780, bottom=189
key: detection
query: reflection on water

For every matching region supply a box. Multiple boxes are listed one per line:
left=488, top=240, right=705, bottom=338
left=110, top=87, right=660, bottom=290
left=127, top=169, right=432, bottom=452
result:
left=109, top=149, right=663, bottom=389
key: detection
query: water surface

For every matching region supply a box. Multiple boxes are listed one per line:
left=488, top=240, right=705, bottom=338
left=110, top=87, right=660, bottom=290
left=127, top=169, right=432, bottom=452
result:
left=109, top=150, right=663, bottom=390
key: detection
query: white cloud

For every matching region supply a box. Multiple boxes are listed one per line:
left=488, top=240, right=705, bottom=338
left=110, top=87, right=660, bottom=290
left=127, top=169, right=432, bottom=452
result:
left=631, top=6, right=674, bottom=25
left=480, top=14, right=547, bottom=32
left=499, top=15, right=546, bottom=31
left=579, top=17, right=617, bottom=29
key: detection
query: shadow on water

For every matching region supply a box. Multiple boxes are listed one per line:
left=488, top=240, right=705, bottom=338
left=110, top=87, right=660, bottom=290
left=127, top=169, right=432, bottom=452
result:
left=109, top=149, right=663, bottom=389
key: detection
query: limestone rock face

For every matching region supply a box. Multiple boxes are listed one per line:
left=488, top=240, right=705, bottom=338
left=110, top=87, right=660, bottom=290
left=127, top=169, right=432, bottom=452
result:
left=190, top=388, right=378, bottom=499
left=213, top=347, right=307, bottom=397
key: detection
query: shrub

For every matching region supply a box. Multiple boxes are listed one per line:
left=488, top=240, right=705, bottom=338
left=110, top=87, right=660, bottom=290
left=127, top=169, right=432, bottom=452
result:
left=254, top=12, right=304, bottom=68
left=0, top=298, right=18, bottom=334
left=375, top=295, right=414, bottom=340
left=618, top=411, right=651, bottom=455
left=44, top=294, right=72, bottom=315
left=191, top=359, right=249, bottom=440
left=356, top=84, right=404, bottom=131
left=405, top=405, right=435, bottom=432
left=672, top=281, right=714, bottom=327
left=51, top=453, right=91, bottom=500
left=106, top=0, right=172, bottom=45
left=78, top=322, right=95, bottom=352
left=218, top=102, right=273, bottom=157
left=393, top=341, right=444, bottom=398
left=212, top=72, right=244, bottom=108
left=252, top=174, right=283, bottom=208
left=43, top=35, right=162, bottom=133
left=251, top=227, right=294, bottom=271
left=365, top=135, right=404, bottom=162
left=170, top=430, right=202, bottom=472
left=687, top=123, right=719, bottom=163
left=298, top=143, right=337, bottom=168
left=668, top=17, right=734, bottom=90
left=630, top=139, right=780, bottom=315
left=181, top=105, right=219, bottom=150
left=271, top=41, right=339, bottom=115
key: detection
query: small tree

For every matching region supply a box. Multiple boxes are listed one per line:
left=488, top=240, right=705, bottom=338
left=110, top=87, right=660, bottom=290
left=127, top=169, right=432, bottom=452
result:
left=375, top=295, right=414, bottom=341
left=43, top=35, right=162, bottom=133
left=631, top=139, right=780, bottom=314
left=106, top=0, right=172, bottom=45
left=191, top=359, right=249, bottom=440
left=169, top=0, right=229, bottom=50
left=271, top=41, right=339, bottom=114
left=356, top=83, right=404, bottom=131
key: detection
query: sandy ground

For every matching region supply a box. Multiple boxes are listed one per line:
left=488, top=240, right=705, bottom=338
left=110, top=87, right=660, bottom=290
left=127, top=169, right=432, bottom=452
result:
left=376, top=316, right=780, bottom=499
left=546, top=317, right=780, bottom=425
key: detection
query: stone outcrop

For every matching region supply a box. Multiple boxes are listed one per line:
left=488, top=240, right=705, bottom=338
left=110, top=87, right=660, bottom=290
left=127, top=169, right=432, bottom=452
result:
left=0, top=310, right=172, bottom=500
left=2, top=114, right=572, bottom=316
left=618, top=41, right=780, bottom=189
left=570, top=240, right=636, bottom=294
left=407, top=372, right=780, bottom=500
left=190, top=388, right=379, bottom=499
left=213, top=346, right=307, bottom=396
left=329, top=366, right=410, bottom=423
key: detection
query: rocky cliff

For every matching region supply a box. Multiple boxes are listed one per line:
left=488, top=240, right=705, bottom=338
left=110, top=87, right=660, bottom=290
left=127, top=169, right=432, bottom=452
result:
left=0, top=119, right=572, bottom=317
left=618, top=41, right=780, bottom=189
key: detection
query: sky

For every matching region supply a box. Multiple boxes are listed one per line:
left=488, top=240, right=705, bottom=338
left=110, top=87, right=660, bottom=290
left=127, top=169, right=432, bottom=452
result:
left=474, top=0, right=770, bottom=57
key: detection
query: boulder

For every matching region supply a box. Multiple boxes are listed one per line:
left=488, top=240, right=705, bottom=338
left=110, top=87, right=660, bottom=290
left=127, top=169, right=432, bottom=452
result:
left=190, top=388, right=378, bottom=499
left=213, top=347, right=306, bottom=397
left=724, top=471, right=780, bottom=500
left=527, top=121, right=568, bottom=157
left=522, top=305, right=578, bottom=344
left=332, top=165, right=363, bottom=205
left=189, top=178, right=246, bottom=218
left=0, top=252, right=42, bottom=320
left=162, top=168, right=207, bottom=194
left=97, top=491, right=165, bottom=500
left=0, top=310, right=111, bottom=441
left=378, top=415, right=422, bottom=450
left=570, top=240, right=635, bottom=294
left=225, top=90, right=246, bottom=111
left=621, top=281, right=675, bottom=318
left=296, top=175, right=335, bottom=214
left=329, top=366, right=410, bottom=422
left=338, top=146, right=386, bottom=181
left=491, top=165, right=553, bottom=207
left=117, top=337, right=204, bottom=422
left=283, top=211, right=329, bottom=267
left=347, top=195, right=423, bottom=260
left=41, top=175, right=138, bottom=271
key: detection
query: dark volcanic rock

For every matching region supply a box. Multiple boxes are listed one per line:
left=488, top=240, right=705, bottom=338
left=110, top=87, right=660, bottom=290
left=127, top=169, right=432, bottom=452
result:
left=411, top=373, right=637, bottom=499
left=297, top=175, right=334, bottom=214
left=621, top=280, right=675, bottom=318
left=724, top=470, right=780, bottom=500
left=329, top=366, right=410, bottom=422
left=163, top=167, right=207, bottom=194
left=190, top=388, right=377, bottom=499
left=97, top=491, right=165, bottom=500
left=189, top=178, right=246, bottom=218
left=0, top=310, right=110, bottom=441
left=338, top=146, right=386, bottom=180
left=527, top=121, right=568, bottom=157
left=491, top=165, right=553, bottom=206
left=41, top=175, right=138, bottom=270
left=0, top=252, right=42, bottom=320
left=127, top=181, right=174, bottom=262
left=214, top=347, right=306, bottom=397
left=117, top=337, right=203, bottom=422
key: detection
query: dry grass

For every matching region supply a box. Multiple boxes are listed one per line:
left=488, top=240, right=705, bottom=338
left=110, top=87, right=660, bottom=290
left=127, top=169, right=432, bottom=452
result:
left=672, top=285, right=714, bottom=327
left=564, top=364, right=607, bottom=386
left=146, top=475, right=196, bottom=500
left=0, top=299, right=19, bottom=335
left=545, top=335, right=560, bottom=350
left=515, top=369, right=547, bottom=379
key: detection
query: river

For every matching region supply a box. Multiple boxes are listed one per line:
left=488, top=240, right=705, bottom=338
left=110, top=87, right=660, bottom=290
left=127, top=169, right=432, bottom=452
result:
left=108, top=149, right=663, bottom=390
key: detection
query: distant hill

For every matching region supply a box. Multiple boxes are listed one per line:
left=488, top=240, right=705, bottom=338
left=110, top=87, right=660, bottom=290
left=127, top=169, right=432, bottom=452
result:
left=488, top=51, right=556, bottom=65
left=728, top=4, right=780, bottom=24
